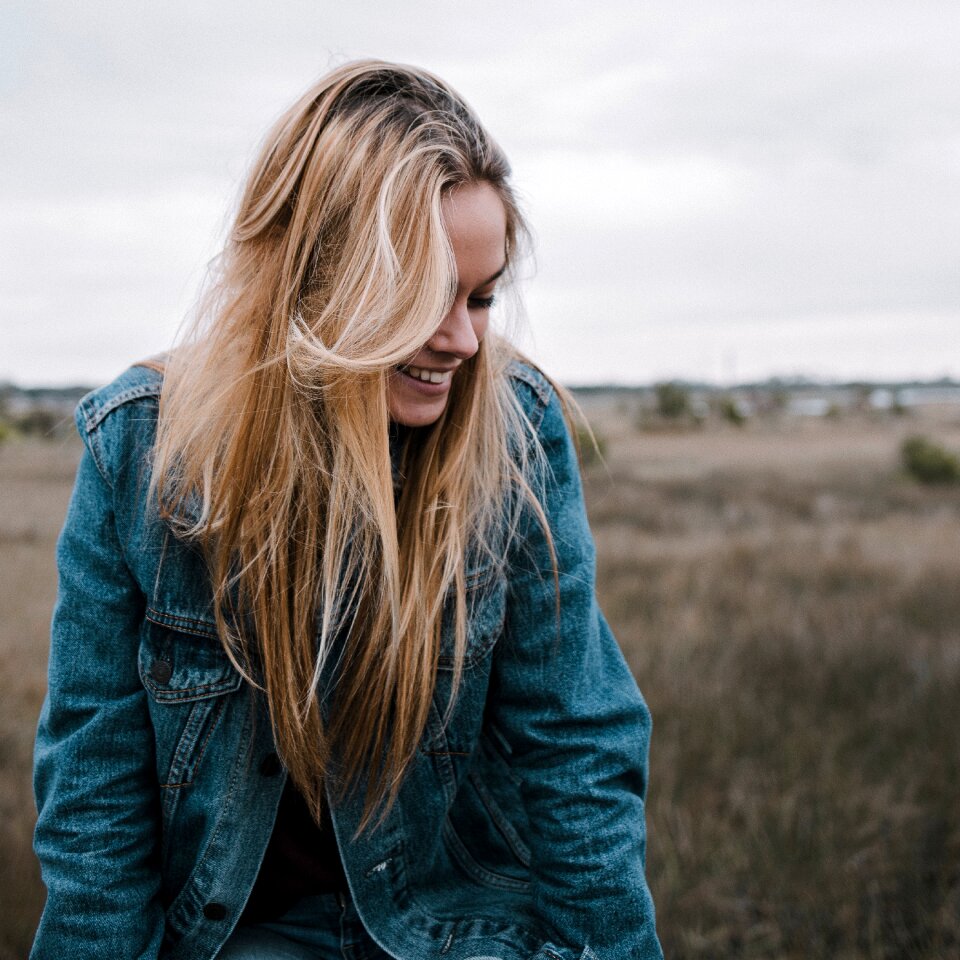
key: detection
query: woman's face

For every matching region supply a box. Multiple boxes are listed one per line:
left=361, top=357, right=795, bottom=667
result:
left=388, top=180, right=507, bottom=427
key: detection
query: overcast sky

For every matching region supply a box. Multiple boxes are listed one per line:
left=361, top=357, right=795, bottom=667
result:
left=2, top=0, right=957, bottom=386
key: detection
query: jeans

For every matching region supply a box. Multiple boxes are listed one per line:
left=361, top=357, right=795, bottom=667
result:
left=215, top=891, right=392, bottom=960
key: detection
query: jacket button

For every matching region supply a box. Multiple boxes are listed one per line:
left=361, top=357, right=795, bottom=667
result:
left=202, top=902, right=227, bottom=921
left=150, top=659, right=173, bottom=684
left=260, top=752, right=283, bottom=776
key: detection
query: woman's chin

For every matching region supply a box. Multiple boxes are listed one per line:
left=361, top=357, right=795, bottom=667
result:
left=388, top=397, right=448, bottom=427
left=388, top=372, right=452, bottom=426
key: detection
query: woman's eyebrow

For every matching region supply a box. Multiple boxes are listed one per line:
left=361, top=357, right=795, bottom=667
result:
left=478, top=264, right=507, bottom=288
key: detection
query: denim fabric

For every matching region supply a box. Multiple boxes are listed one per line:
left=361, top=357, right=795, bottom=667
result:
left=31, top=359, right=663, bottom=960
left=215, top=891, right=390, bottom=960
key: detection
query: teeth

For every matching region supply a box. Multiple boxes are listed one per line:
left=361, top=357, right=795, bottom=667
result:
left=403, top=365, right=451, bottom=384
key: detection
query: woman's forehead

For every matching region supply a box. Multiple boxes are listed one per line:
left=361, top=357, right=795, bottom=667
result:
left=442, top=182, right=507, bottom=286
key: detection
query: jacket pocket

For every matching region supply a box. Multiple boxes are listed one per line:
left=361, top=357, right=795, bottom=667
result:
left=138, top=614, right=243, bottom=795
left=444, top=760, right=531, bottom=891
left=438, top=564, right=507, bottom=669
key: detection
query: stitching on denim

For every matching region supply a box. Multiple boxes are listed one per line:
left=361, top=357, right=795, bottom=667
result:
left=77, top=417, right=113, bottom=488
left=81, top=381, right=162, bottom=434
left=507, top=360, right=551, bottom=410
left=441, top=819, right=529, bottom=892
left=165, top=699, right=203, bottom=787
left=145, top=607, right=218, bottom=638
left=464, top=564, right=495, bottom=591
left=163, top=694, right=254, bottom=932
left=468, top=772, right=531, bottom=867
left=437, top=585, right=506, bottom=670
left=161, top=697, right=227, bottom=789
left=142, top=614, right=241, bottom=700
left=364, top=856, right=393, bottom=877
left=418, top=700, right=457, bottom=805
left=147, top=677, right=240, bottom=700
left=353, top=823, right=539, bottom=952
left=189, top=696, right=225, bottom=773
left=485, top=722, right=514, bottom=759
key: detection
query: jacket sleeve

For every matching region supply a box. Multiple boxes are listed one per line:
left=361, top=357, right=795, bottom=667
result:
left=31, top=417, right=165, bottom=958
left=491, top=386, right=663, bottom=960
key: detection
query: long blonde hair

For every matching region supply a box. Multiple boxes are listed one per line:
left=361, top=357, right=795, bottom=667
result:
left=150, top=60, right=567, bottom=830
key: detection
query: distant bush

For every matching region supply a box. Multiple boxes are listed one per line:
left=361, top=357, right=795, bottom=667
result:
left=654, top=381, right=691, bottom=419
left=901, top=435, right=960, bottom=484
left=718, top=395, right=746, bottom=427
left=15, top=408, right=61, bottom=437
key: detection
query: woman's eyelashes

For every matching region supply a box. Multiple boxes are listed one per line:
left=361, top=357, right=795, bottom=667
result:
left=468, top=294, right=496, bottom=310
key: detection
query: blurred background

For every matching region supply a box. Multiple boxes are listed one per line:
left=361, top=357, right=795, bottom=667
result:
left=1, top=1, right=958, bottom=957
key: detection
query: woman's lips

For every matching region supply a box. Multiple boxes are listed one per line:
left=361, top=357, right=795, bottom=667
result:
left=396, top=364, right=455, bottom=395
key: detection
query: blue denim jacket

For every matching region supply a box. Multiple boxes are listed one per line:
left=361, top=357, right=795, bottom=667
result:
left=31, top=359, right=662, bottom=960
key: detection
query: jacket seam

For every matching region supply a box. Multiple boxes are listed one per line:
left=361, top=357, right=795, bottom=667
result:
left=508, top=363, right=552, bottom=431
left=468, top=771, right=532, bottom=867
left=441, top=819, right=530, bottom=892
left=78, top=382, right=162, bottom=434
left=146, top=679, right=241, bottom=702
left=73, top=366, right=163, bottom=488
left=162, top=694, right=254, bottom=938
left=80, top=424, right=114, bottom=490
left=145, top=607, right=219, bottom=640
left=507, top=360, right=552, bottom=412
left=161, top=696, right=228, bottom=789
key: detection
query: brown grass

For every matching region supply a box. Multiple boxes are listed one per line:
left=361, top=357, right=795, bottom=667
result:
left=0, top=437, right=78, bottom=960
left=584, top=403, right=960, bottom=959
left=2, top=407, right=960, bottom=958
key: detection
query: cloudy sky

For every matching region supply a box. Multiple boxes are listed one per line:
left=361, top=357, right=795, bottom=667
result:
left=2, top=0, right=957, bottom=386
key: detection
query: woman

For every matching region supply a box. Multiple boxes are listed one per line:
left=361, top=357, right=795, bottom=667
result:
left=31, top=61, right=662, bottom=960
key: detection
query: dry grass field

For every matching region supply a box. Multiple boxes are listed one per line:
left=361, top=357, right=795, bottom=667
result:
left=0, top=438, right=77, bottom=960
left=1, top=406, right=959, bottom=959
left=582, top=402, right=960, bottom=959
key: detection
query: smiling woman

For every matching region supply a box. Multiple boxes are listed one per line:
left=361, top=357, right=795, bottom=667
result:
left=30, top=60, right=663, bottom=960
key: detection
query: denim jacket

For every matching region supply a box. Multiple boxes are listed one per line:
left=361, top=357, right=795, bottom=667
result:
left=31, top=359, right=662, bottom=960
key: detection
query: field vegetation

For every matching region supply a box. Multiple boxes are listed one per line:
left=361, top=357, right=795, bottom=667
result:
left=1, top=402, right=959, bottom=959
left=582, top=400, right=960, bottom=958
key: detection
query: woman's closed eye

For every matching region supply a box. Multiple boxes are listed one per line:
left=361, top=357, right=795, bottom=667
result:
left=468, top=294, right=496, bottom=310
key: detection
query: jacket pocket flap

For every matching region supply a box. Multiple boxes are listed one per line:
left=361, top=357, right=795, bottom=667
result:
left=140, top=612, right=243, bottom=702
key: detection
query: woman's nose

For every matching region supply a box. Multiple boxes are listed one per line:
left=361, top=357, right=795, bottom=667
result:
left=427, top=300, right=480, bottom=360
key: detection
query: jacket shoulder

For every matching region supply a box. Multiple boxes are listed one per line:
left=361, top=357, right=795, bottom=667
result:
left=506, top=357, right=555, bottom=432
left=74, top=357, right=165, bottom=437
left=73, top=357, right=166, bottom=487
